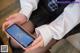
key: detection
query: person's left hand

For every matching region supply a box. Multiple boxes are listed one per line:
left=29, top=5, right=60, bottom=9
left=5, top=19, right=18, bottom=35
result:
left=24, top=35, right=44, bottom=52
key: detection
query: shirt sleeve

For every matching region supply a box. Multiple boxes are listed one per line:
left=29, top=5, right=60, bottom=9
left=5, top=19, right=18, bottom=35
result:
left=19, top=0, right=39, bottom=19
left=35, top=1, right=80, bottom=46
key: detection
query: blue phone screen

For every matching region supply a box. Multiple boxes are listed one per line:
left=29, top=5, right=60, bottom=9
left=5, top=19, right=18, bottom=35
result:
left=6, top=24, right=34, bottom=48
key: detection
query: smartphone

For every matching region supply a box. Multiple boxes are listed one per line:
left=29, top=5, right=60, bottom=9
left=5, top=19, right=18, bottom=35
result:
left=6, top=24, right=34, bottom=48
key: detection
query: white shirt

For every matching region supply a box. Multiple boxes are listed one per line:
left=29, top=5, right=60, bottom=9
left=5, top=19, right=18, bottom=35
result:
left=19, top=0, right=80, bottom=46
left=19, top=0, right=39, bottom=19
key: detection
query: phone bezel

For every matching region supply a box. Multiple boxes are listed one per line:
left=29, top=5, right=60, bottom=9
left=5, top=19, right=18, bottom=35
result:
left=5, top=24, right=35, bottom=48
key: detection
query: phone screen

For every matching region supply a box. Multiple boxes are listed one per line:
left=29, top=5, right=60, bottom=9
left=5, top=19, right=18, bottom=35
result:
left=6, top=24, right=34, bottom=48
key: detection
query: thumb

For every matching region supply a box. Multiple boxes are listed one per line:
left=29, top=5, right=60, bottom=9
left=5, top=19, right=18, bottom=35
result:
left=31, top=36, right=42, bottom=46
left=2, top=21, right=13, bottom=31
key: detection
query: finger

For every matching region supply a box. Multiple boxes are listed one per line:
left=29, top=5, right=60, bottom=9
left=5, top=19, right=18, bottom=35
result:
left=4, top=31, right=10, bottom=38
left=2, top=22, right=9, bottom=31
left=2, top=21, right=13, bottom=31
left=6, top=15, right=14, bottom=21
left=2, top=21, right=14, bottom=38
left=23, top=36, right=42, bottom=50
left=26, top=40, right=43, bottom=52
left=6, top=13, right=18, bottom=21
left=31, top=36, right=42, bottom=46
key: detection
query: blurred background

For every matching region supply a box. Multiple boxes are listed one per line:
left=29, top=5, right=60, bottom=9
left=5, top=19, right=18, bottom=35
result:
left=0, top=0, right=20, bottom=25
left=0, top=0, right=80, bottom=53
left=0, top=0, right=20, bottom=53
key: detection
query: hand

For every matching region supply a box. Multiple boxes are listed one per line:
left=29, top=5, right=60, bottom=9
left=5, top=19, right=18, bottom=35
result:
left=2, top=20, right=35, bottom=48
left=24, top=35, right=57, bottom=53
left=6, top=13, right=27, bottom=25
left=2, top=13, right=27, bottom=31
left=2, top=13, right=34, bottom=48
left=24, top=47, right=50, bottom=53
left=24, top=35, right=44, bottom=52
left=22, top=21, right=35, bottom=34
left=2, top=13, right=28, bottom=39
left=7, top=21, right=35, bottom=48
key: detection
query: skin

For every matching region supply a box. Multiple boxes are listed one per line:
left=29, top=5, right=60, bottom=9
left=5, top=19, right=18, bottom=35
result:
left=2, top=13, right=44, bottom=49
left=2, top=13, right=57, bottom=53
left=24, top=39, right=57, bottom=53
left=2, top=13, right=35, bottom=48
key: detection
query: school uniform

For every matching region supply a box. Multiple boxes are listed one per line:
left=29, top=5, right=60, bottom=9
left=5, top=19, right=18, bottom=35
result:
left=20, top=0, right=79, bottom=46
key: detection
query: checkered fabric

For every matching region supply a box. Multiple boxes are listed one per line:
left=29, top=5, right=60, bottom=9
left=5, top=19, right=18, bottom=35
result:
left=48, top=0, right=58, bottom=12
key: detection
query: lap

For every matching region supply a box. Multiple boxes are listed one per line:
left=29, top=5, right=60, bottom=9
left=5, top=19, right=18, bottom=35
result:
left=50, top=33, right=80, bottom=53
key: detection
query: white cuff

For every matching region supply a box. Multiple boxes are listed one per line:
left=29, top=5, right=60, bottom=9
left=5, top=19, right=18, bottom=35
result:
left=35, top=25, right=53, bottom=46
left=19, top=4, right=33, bottom=20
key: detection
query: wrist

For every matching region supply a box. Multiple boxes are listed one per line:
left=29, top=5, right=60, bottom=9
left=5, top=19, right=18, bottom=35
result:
left=19, top=13, right=29, bottom=21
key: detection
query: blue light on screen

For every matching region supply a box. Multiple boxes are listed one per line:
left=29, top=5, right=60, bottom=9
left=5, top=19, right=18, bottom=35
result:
left=7, top=24, right=33, bottom=47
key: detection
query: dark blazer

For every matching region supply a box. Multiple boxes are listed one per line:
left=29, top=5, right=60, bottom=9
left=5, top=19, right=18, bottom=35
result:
left=30, top=0, right=75, bottom=27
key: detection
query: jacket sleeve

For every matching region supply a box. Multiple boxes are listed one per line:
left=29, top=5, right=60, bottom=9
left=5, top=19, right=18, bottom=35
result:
left=36, top=1, right=80, bottom=46
left=19, top=0, right=39, bottom=19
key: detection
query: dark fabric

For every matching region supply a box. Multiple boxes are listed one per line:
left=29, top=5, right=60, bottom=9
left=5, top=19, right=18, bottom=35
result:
left=41, top=0, right=75, bottom=12
left=9, top=38, right=23, bottom=53
left=0, top=40, right=3, bottom=45
left=30, top=0, right=75, bottom=27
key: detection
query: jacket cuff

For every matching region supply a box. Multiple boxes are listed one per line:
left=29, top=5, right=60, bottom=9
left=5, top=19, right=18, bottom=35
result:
left=19, top=4, right=33, bottom=20
left=35, top=25, right=53, bottom=46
